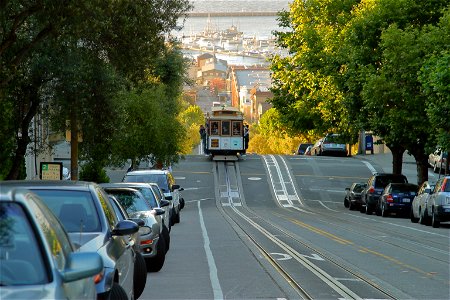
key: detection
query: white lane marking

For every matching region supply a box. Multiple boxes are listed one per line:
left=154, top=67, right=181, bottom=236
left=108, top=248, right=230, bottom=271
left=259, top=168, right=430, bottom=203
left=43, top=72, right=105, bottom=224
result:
left=183, top=187, right=199, bottom=191
left=198, top=201, right=223, bottom=299
left=318, top=201, right=339, bottom=212
left=187, top=198, right=213, bottom=203
left=280, top=155, right=304, bottom=206
left=270, top=252, right=292, bottom=261
left=362, top=160, right=377, bottom=174
left=308, top=188, right=346, bottom=193
left=248, top=177, right=262, bottom=181
left=174, top=176, right=186, bottom=180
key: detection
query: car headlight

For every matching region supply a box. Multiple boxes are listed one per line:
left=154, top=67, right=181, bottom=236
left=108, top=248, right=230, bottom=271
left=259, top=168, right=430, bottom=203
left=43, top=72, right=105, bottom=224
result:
left=139, top=226, right=152, bottom=236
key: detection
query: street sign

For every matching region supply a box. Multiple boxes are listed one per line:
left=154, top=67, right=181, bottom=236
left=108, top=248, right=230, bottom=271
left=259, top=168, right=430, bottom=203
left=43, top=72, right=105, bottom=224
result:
left=40, top=162, right=63, bottom=180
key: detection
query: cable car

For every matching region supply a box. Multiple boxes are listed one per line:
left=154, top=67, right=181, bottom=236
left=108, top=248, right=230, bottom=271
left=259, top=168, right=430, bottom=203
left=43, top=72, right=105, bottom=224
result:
left=204, top=106, right=248, bottom=161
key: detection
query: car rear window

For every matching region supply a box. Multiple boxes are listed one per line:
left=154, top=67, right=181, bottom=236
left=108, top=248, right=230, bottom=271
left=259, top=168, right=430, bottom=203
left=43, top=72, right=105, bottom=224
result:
left=353, top=184, right=365, bottom=193
left=31, top=190, right=101, bottom=233
left=391, top=185, right=418, bottom=193
left=123, top=174, right=169, bottom=192
left=374, top=175, right=407, bottom=188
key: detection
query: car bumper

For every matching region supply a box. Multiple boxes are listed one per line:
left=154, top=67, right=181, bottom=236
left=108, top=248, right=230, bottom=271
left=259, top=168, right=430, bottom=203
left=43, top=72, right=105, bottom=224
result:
left=434, top=206, right=450, bottom=222
left=140, top=234, right=159, bottom=258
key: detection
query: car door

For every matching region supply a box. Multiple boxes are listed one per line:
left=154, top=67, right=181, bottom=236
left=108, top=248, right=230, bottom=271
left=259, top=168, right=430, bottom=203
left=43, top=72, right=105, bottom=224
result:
left=96, top=187, right=135, bottom=298
left=427, top=178, right=443, bottom=217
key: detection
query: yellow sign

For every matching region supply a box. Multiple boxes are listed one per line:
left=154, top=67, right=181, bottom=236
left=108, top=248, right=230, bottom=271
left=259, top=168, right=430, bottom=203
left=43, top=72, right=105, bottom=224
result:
left=40, top=162, right=62, bottom=180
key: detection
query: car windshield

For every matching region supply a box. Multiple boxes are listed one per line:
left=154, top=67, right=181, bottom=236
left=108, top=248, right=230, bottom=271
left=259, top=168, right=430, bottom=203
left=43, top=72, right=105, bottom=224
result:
left=391, top=185, right=417, bottom=193
left=0, top=202, right=48, bottom=285
left=124, top=174, right=169, bottom=192
left=374, top=176, right=407, bottom=188
left=31, top=190, right=101, bottom=233
left=107, top=190, right=152, bottom=213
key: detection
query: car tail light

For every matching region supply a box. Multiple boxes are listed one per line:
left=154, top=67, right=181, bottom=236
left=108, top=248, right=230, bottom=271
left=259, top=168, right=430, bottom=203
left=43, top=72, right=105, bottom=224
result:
left=441, top=178, right=448, bottom=192
left=386, top=195, right=394, bottom=203
left=369, top=187, right=375, bottom=193
left=94, top=271, right=104, bottom=284
left=141, top=239, right=154, bottom=245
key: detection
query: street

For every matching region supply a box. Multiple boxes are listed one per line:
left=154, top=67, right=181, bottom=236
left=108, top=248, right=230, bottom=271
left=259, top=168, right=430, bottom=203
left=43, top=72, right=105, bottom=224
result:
left=139, top=154, right=449, bottom=299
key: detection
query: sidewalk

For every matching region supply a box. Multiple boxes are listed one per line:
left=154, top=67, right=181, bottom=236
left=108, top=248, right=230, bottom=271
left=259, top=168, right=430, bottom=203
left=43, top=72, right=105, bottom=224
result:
left=353, top=152, right=419, bottom=184
left=353, top=151, right=447, bottom=185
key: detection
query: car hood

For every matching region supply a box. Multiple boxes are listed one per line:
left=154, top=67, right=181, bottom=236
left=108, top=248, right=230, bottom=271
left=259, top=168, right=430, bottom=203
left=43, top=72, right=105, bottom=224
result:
left=68, top=232, right=104, bottom=251
left=128, top=211, right=157, bottom=226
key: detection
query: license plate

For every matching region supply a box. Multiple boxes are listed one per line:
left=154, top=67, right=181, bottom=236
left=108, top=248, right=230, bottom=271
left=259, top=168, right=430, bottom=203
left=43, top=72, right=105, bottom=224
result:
left=402, top=198, right=410, bottom=203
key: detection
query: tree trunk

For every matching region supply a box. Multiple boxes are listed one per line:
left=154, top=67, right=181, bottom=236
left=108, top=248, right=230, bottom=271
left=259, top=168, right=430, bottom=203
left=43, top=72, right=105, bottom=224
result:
left=70, top=107, right=79, bottom=181
left=410, top=146, right=429, bottom=185
left=6, top=92, right=39, bottom=180
left=388, top=145, right=405, bottom=174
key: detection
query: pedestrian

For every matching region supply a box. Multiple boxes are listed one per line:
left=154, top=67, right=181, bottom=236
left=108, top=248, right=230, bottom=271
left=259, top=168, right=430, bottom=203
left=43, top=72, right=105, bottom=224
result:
left=243, top=124, right=249, bottom=154
left=199, top=124, right=207, bottom=152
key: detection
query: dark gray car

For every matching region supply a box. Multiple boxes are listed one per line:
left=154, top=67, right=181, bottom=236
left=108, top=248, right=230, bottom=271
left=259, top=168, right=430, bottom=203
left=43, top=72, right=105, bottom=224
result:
left=0, top=181, right=138, bottom=300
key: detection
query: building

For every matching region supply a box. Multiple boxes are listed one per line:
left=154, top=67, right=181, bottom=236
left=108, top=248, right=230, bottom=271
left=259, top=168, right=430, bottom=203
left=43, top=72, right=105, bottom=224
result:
left=229, top=65, right=272, bottom=122
left=197, top=57, right=228, bottom=86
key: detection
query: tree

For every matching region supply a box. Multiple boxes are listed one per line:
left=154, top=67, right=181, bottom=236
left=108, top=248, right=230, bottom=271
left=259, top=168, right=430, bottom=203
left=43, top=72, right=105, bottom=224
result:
left=1, top=0, right=192, bottom=179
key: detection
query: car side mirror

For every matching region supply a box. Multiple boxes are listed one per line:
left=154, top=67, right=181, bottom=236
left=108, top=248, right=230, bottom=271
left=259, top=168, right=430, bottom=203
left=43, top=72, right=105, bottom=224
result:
left=160, top=199, right=170, bottom=207
left=112, top=220, right=139, bottom=236
left=154, top=208, right=165, bottom=216
left=164, top=195, right=173, bottom=201
left=128, top=218, right=145, bottom=227
left=345, top=187, right=350, bottom=191
left=172, top=184, right=180, bottom=191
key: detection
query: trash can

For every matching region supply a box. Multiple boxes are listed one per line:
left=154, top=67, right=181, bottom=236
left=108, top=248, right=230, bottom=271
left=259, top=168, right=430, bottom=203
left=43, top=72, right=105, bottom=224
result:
left=365, top=135, right=374, bottom=154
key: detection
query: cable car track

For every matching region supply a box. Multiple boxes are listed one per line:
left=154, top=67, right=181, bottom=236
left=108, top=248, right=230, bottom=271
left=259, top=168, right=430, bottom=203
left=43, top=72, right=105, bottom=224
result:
left=213, top=160, right=399, bottom=300
left=266, top=155, right=449, bottom=260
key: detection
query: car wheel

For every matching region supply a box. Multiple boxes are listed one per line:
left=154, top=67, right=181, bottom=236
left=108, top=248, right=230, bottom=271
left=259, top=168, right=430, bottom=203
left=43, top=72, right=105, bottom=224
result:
left=344, top=197, right=349, bottom=208
left=108, top=283, right=128, bottom=300
left=431, top=210, right=440, bottom=228
left=180, top=197, right=185, bottom=209
left=134, top=252, right=147, bottom=299
left=146, top=235, right=166, bottom=272
left=375, top=202, right=382, bottom=216
left=348, top=200, right=355, bottom=210
left=419, top=208, right=429, bottom=225
left=360, top=205, right=366, bottom=213
left=410, top=208, right=419, bottom=223
left=174, top=209, right=180, bottom=224
left=365, top=204, right=372, bottom=215
left=162, top=224, right=170, bottom=253
left=381, top=203, right=389, bottom=218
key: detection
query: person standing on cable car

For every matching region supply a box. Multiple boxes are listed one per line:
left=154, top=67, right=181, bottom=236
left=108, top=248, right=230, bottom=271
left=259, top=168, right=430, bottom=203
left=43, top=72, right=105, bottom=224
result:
left=243, top=124, right=249, bottom=154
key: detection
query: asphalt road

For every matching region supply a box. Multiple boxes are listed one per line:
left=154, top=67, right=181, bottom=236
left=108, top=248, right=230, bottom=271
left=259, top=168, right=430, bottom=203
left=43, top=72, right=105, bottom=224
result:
left=137, top=154, right=449, bottom=300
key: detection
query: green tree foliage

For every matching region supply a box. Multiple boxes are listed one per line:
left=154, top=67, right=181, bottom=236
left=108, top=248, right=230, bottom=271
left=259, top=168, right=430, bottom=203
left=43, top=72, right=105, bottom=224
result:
left=248, top=108, right=314, bottom=154
left=271, top=0, right=449, bottom=183
left=0, top=0, right=192, bottom=179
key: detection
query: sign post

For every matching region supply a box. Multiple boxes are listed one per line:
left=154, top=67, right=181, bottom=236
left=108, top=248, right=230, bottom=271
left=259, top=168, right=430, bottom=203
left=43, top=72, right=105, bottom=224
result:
left=40, top=162, right=63, bottom=180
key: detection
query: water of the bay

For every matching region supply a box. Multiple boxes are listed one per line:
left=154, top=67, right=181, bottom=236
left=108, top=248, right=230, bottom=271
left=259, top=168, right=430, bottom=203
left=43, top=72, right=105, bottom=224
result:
left=176, top=0, right=290, bottom=65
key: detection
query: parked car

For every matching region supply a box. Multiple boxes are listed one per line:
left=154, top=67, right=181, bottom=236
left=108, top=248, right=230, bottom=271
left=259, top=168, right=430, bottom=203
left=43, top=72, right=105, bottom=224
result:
left=102, top=187, right=167, bottom=272
left=311, top=133, right=347, bottom=157
left=360, top=173, right=408, bottom=215
left=410, top=181, right=435, bottom=224
left=424, top=176, right=450, bottom=228
left=123, top=169, right=184, bottom=224
left=0, top=188, right=103, bottom=300
left=148, top=182, right=174, bottom=229
left=101, top=182, right=172, bottom=241
left=428, top=148, right=448, bottom=173
left=108, top=195, right=147, bottom=299
left=0, top=181, right=138, bottom=300
left=296, top=143, right=313, bottom=155
left=377, top=183, right=419, bottom=217
left=304, top=145, right=313, bottom=156
left=344, top=182, right=367, bottom=210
